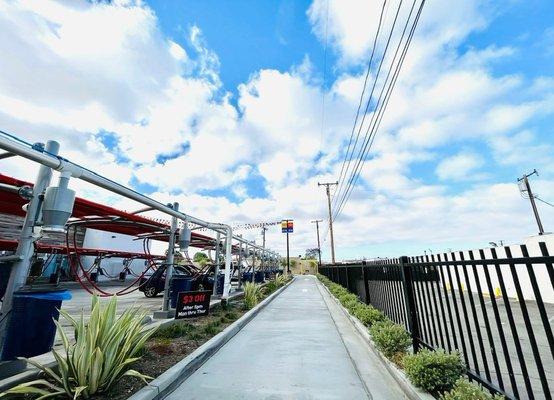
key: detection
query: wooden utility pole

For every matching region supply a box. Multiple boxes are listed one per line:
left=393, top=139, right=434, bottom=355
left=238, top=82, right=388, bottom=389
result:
left=318, top=181, right=338, bottom=263
left=311, top=219, right=323, bottom=268
left=518, top=170, right=545, bottom=235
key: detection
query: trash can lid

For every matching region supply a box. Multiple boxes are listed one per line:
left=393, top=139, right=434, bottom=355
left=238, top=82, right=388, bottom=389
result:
left=13, top=289, right=72, bottom=301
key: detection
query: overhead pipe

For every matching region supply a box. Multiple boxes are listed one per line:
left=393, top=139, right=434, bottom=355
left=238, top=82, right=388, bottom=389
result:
left=0, top=133, right=278, bottom=256
left=0, top=133, right=279, bottom=301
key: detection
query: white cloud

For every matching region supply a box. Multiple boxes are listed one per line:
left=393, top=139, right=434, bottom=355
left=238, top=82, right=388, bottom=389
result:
left=436, top=152, right=484, bottom=181
left=1, top=0, right=553, bottom=261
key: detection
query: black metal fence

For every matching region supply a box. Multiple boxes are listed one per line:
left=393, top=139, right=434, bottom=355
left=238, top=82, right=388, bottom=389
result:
left=320, top=242, right=554, bottom=400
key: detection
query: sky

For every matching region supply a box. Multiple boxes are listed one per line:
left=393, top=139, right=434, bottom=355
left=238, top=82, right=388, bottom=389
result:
left=0, top=0, right=553, bottom=260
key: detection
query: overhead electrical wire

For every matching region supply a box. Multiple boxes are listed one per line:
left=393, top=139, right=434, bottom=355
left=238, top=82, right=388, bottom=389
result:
left=333, top=0, right=398, bottom=214
left=536, top=196, right=554, bottom=208
left=335, top=0, right=388, bottom=191
left=332, top=0, right=426, bottom=223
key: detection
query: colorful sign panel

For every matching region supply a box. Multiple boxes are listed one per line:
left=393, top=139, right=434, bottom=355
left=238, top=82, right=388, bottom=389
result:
left=281, top=220, right=293, bottom=233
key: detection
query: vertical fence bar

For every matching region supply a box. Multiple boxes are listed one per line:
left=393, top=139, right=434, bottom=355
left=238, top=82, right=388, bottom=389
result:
left=421, top=256, right=439, bottom=347
left=426, top=254, right=446, bottom=350
left=345, top=266, right=351, bottom=291
left=445, top=252, right=470, bottom=367
left=491, top=247, right=534, bottom=399
left=538, top=242, right=554, bottom=290
left=437, top=253, right=457, bottom=351
left=362, top=264, right=371, bottom=305
left=384, top=264, right=396, bottom=321
left=459, top=251, right=489, bottom=380
left=452, top=251, right=480, bottom=374
left=480, top=249, right=519, bottom=398
left=413, top=257, right=432, bottom=346
left=505, top=246, right=550, bottom=399
left=400, top=256, right=420, bottom=351
left=469, top=250, right=504, bottom=392
left=392, top=263, right=404, bottom=325
left=520, top=245, right=554, bottom=361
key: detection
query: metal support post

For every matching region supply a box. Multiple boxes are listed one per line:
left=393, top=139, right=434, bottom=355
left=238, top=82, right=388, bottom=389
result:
left=252, top=249, right=256, bottom=283
left=237, top=237, right=243, bottom=289
left=400, top=256, right=420, bottom=352
left=222, top=227, right=232, bottom=301
left=162, top=202, right=178, bottom=312
left=0, top=141, right=59, bottom=351
left=261, top=225, right=266, bottom=272
left=213, top=232, right=221, bottom=296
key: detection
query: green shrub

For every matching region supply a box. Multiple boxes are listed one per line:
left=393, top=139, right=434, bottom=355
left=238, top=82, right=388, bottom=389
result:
left=353, top=304, right=387, bottom=327
left=440, top=379, right=505, bottom=400
left=264, top=280, right=279, bottom=294
left=1, top=295, right=156, bottom=399
left=154, top=322, right=196, bottom=339
left=369, top=321, right=411, bottom=359
left=202, top=322, right=221, bottom=336
left=404, top=349, right=465, bottom=394
left=243, top=282, right=264, bottom=309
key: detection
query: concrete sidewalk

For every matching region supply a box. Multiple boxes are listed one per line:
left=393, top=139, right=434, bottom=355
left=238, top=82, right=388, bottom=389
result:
left=166, top=275, right=407, bottom=400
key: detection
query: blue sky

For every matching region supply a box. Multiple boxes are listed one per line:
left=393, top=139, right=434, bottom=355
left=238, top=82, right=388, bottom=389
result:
left=0, top=0, right=553, bottom=260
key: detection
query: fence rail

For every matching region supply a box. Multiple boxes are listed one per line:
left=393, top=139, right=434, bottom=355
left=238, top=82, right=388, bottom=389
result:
left=320, top=242, right=554, bottom=400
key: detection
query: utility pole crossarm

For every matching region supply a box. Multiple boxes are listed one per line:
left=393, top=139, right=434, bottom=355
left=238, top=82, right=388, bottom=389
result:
left=318, top=181, right=338, bottom=263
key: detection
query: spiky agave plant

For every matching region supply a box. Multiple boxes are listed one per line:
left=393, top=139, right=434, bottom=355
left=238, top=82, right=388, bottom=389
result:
left=274, top=273, right=287, bottom=287
left=243, top=282, right=263, bottom=309
left=0, top=295, right=157, bottom=399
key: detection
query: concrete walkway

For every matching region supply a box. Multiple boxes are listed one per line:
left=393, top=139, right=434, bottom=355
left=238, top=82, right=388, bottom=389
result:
left=166, top=275, right=407, bottom=400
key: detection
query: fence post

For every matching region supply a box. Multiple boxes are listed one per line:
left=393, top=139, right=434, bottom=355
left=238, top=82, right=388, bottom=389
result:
left=400, top=256, right=420, bottom=352
left=362, top=262, right=371, bottom=305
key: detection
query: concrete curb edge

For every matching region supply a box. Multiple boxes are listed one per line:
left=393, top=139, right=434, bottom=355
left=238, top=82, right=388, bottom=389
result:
left=316, top=278, right=434, bottom=400
left=128, top=277, right=295, bottom=400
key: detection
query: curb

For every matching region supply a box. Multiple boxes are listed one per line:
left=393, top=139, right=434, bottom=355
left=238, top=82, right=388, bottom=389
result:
left=0, top=289, right=245, bottom=393
left=128, top=277, right=294, bottom=400
left=316, top=279, right=434, bottom=400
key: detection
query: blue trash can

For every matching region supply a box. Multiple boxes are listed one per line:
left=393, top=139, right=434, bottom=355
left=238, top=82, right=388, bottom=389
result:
left=170, top=277, right=193, bottom=308
left=1, top=289, right=71, bottom=360
left=241, top=272, right=253, bottom=282
left=255, top=271, right=265, bottom=283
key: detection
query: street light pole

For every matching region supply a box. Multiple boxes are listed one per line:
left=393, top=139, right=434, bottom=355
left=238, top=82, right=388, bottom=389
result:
left=318, top=181, right=338, bottom=263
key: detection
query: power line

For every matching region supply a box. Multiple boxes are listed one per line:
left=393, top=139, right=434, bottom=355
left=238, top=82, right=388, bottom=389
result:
left=333, top=0, right=425, bottom=222
left=336, top=0, right=387, bottom=192
left=332, top=0, right=405, bottom=214
left=536, top=196, right=554, bottom=208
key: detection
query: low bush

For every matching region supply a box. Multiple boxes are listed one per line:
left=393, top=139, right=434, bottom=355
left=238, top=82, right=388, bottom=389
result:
left=243, top=282, right=264, bottom=309
left=404, top=349, right=465, bottom=394
left=202, top=321, right=221, bottom=336
left=440, top=379, right=505, bottom=400
left=353, top=304, right=387, bottom=327
left=369, top=320, right=411, bottom=359
left=154, top=322, right=196, bottom=339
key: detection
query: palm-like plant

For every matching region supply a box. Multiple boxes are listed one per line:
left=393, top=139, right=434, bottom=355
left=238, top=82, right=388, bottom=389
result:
left=243, top=282, right=263, bottom=309
left=1, top=295, right=157, bottom=399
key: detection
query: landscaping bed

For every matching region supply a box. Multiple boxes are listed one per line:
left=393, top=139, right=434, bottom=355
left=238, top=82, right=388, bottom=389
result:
left=1, top=275, right=291, bottom=400
left=316, top=274, right=504, bottom=400
left=94, top=302, right=245, bottom=400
